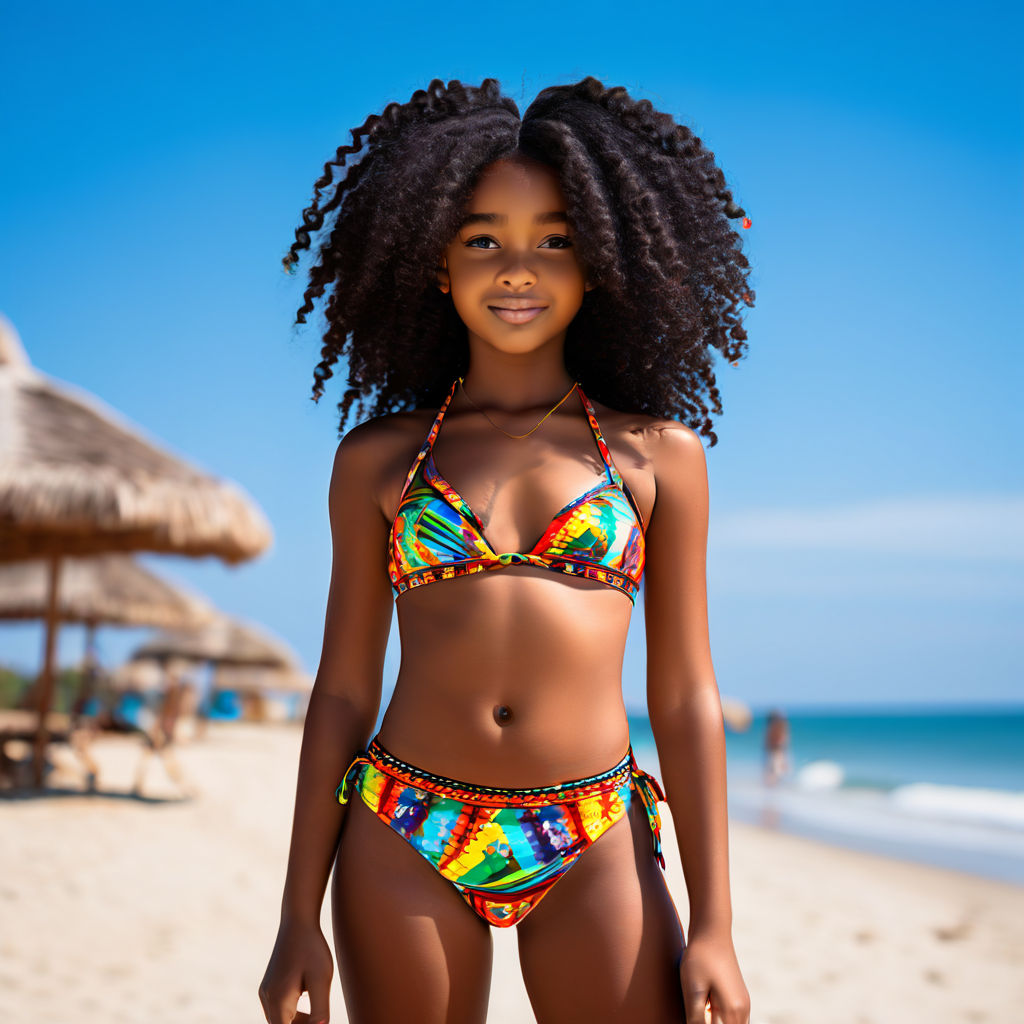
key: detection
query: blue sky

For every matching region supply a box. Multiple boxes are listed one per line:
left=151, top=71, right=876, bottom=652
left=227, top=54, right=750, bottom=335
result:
left=1, top=0, right=1020, bottom=711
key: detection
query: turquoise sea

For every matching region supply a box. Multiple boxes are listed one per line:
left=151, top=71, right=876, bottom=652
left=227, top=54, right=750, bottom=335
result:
left=626, top=705, right=1024, bottom=885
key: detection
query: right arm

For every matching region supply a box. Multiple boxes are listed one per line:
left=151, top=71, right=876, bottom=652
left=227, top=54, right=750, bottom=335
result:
left=259, top=423, right=395, bottom=1024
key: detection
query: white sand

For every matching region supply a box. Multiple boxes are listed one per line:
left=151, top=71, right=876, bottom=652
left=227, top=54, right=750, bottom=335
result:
left=2, top=721, right=1022, bottom=1024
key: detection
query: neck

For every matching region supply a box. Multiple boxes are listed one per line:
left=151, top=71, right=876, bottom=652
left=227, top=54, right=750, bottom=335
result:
left=458, top=347, right=575, bottom=412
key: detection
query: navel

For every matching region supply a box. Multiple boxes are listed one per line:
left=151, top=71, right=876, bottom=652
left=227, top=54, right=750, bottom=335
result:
left=493, top=704, right=514, bottom=727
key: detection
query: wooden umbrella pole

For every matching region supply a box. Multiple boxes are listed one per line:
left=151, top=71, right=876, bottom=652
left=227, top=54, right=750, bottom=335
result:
left=31, top=553, right=62, bottom=788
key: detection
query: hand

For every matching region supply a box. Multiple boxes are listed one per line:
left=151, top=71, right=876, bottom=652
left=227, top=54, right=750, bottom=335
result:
left=679, top=929, right=750, bottom=1024
left=258, top=918, right=334, bottom=1024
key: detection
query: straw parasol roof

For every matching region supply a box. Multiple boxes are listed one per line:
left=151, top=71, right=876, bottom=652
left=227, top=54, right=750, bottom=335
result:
left=108, top=657, right=166, bottom=692
left=0, top=314, right=272, bottom=564
left=0, top=553, right=215, bottom=628
left=721, top=696, right=753, bottom=732
left=0, top=313, right=273, bottom=785
left=212, top=663, right=313, bottom=695
left=130, top=612, right=300, bottom=670
left=108, top=656, right=197, bottom=692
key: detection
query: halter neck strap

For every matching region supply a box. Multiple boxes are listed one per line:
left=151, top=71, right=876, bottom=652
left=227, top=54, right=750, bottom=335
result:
left=397, top=376, right=632, bottom=506
left=574, top=382, right=624, bottom=488
left=396, top=377, right=460, bottom=504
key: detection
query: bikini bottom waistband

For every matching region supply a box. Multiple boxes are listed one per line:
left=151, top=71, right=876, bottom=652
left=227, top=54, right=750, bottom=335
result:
left=336, top=734, right=668, bottom=869
left=337, top=733, right=663, bottom=808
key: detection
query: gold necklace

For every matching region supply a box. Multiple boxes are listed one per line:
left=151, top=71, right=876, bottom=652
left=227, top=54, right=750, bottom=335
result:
left=457, top=376, right=579, bottom=440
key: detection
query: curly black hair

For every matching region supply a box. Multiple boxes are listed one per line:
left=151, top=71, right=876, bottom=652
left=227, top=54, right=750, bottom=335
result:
left=283, top=75, right=754, bottom=445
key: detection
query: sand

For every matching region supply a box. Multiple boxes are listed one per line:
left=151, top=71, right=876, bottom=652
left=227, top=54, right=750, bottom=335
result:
left=1, top=720, right=1022, bottom=1024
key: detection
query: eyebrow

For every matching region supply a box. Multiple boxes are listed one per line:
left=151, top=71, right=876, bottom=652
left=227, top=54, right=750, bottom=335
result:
left=459, top=211, right=569, bottom=228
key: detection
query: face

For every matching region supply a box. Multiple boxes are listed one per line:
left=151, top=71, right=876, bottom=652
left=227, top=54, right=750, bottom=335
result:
left=437, top=156, right=593, bottom=357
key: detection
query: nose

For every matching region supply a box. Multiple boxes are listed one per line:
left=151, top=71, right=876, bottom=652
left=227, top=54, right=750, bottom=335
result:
left=497, top=255, right=536, bottom=289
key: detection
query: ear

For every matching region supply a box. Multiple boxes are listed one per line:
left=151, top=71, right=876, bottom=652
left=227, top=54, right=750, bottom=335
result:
left=437, top=259, right=450, bottom=294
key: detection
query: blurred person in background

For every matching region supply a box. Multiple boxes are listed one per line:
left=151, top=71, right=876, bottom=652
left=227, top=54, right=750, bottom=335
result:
left=131, top=675, right=197, bottom=798
left=762, top=709, right=791, bottom=787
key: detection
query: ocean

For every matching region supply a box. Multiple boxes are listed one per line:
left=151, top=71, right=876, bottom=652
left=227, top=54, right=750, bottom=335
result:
left=626, top=705, right=1024, bottom=885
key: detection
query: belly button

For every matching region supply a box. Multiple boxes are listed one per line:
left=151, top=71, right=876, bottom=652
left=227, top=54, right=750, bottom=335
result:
left=493, top=704, right=514, bottom=726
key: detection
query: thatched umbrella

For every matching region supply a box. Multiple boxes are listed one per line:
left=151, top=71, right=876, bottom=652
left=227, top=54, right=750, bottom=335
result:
left=721, top=696, right=753, bottom=732
left=0, top=313, right=273, bottom=784
left=107, top=657, right=167, bottom=692
left=212, top=663, right=313, bottom=723
left=0, top=552, right=216, bottom=734
left=211, top=663, right=313, bottom=694
left=130, top=613, right=303, bottom=728
left=0, top=552, right=215, bottom=628
left=130, top=613, right=298, bottom=669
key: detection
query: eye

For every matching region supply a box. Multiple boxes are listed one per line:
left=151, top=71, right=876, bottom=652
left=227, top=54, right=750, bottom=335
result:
left=464, top=235, right=574, bottom=250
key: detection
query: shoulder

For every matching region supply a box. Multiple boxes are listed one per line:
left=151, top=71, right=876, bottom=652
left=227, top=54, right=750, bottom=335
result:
left=640, top=417, right=709, bottom=537
left=328, top=406, right=438, bottom=515
left=333, top=406, right=434, bottom=464
left=587, top=398, right=707, bottom=482
left=644, top=417, right=707, bottom=480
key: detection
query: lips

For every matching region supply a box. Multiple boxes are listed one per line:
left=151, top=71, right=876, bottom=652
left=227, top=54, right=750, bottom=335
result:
left=488, top=305, right=547, bottom=324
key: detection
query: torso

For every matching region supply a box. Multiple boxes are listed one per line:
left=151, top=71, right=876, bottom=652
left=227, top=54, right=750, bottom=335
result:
left=365, top=389, right=660, bottom=787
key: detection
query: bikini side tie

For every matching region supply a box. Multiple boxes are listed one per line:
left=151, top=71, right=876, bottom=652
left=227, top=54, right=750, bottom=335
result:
left=629, top=750, right=667, bottom=869
left=336, top=751, right=372, bottom=805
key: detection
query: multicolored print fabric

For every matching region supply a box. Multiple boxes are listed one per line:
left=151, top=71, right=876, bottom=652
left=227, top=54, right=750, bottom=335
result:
left=336, top=736, right=667, bottom=928
left=387, top=377, right=647, bottom=602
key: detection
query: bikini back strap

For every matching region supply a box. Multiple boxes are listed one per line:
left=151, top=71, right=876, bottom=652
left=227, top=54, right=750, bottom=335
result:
left=396, top=377, right=461, bottom=504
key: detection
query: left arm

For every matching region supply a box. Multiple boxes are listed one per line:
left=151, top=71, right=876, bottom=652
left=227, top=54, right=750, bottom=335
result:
left=643, top=422, right=750, bottom=1024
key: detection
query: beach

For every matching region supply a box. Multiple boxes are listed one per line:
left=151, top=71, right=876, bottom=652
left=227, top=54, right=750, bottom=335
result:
left=2, top=721, right=1022, bottom=1024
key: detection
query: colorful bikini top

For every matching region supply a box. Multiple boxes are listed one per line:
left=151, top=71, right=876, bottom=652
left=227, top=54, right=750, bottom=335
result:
left=388, top=376, right=646, bottom=603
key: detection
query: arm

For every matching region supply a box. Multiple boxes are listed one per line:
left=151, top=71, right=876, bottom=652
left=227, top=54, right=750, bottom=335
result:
left=260, top=423, right=395, bottom=1024
left=277, top=426, right=394, bottom=925
left=643, top=423, right=750, bottom=1024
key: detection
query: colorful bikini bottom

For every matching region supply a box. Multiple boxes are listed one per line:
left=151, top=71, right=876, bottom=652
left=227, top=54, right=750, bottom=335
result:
left=336, top=735, right=667, bottom=928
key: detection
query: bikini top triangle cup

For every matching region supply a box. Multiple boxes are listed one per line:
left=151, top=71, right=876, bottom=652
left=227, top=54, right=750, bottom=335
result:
left=387, top=377, right=647, bottom=603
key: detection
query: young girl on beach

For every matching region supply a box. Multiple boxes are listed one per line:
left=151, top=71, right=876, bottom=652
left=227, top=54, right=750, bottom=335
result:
left=259, top=76, right=754, bottom=1024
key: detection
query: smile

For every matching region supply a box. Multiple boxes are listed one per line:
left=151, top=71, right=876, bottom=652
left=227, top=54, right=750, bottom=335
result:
left=488, top=306, right=547, bottom=324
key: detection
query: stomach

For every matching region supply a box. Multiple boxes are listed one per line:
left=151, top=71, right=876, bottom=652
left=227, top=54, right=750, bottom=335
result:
left=377, top=567, right=635, bottom=787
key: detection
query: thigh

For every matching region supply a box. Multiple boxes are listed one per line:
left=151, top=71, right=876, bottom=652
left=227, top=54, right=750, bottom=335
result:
left=331, top=792, right=494, bottom=1024
left=516, top=796, right=687, bottom=1024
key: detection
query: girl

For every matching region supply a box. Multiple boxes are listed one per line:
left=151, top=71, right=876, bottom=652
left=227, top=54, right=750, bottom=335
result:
left=259, top=76, right=754, bottom=1024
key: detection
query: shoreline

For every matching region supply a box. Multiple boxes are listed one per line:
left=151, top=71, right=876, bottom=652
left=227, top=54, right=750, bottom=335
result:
left=723, top=786, right=1024, bottom=887
left=2, top=721, right=1021, bottom=1023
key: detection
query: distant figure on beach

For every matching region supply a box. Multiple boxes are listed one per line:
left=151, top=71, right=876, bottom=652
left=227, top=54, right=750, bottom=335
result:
left=68, top=657, right=107, bottom=791
left=132, top=676, right=196, bottom=798
left=763, top=708, right=791, bottom=787
left=259, top=77, right=754, bottom=1024
left=191, top=682, right=212, bottom=740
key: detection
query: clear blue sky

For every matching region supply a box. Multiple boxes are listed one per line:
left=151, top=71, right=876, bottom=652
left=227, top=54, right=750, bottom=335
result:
left=1, top=0, right=1021, bottom=711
